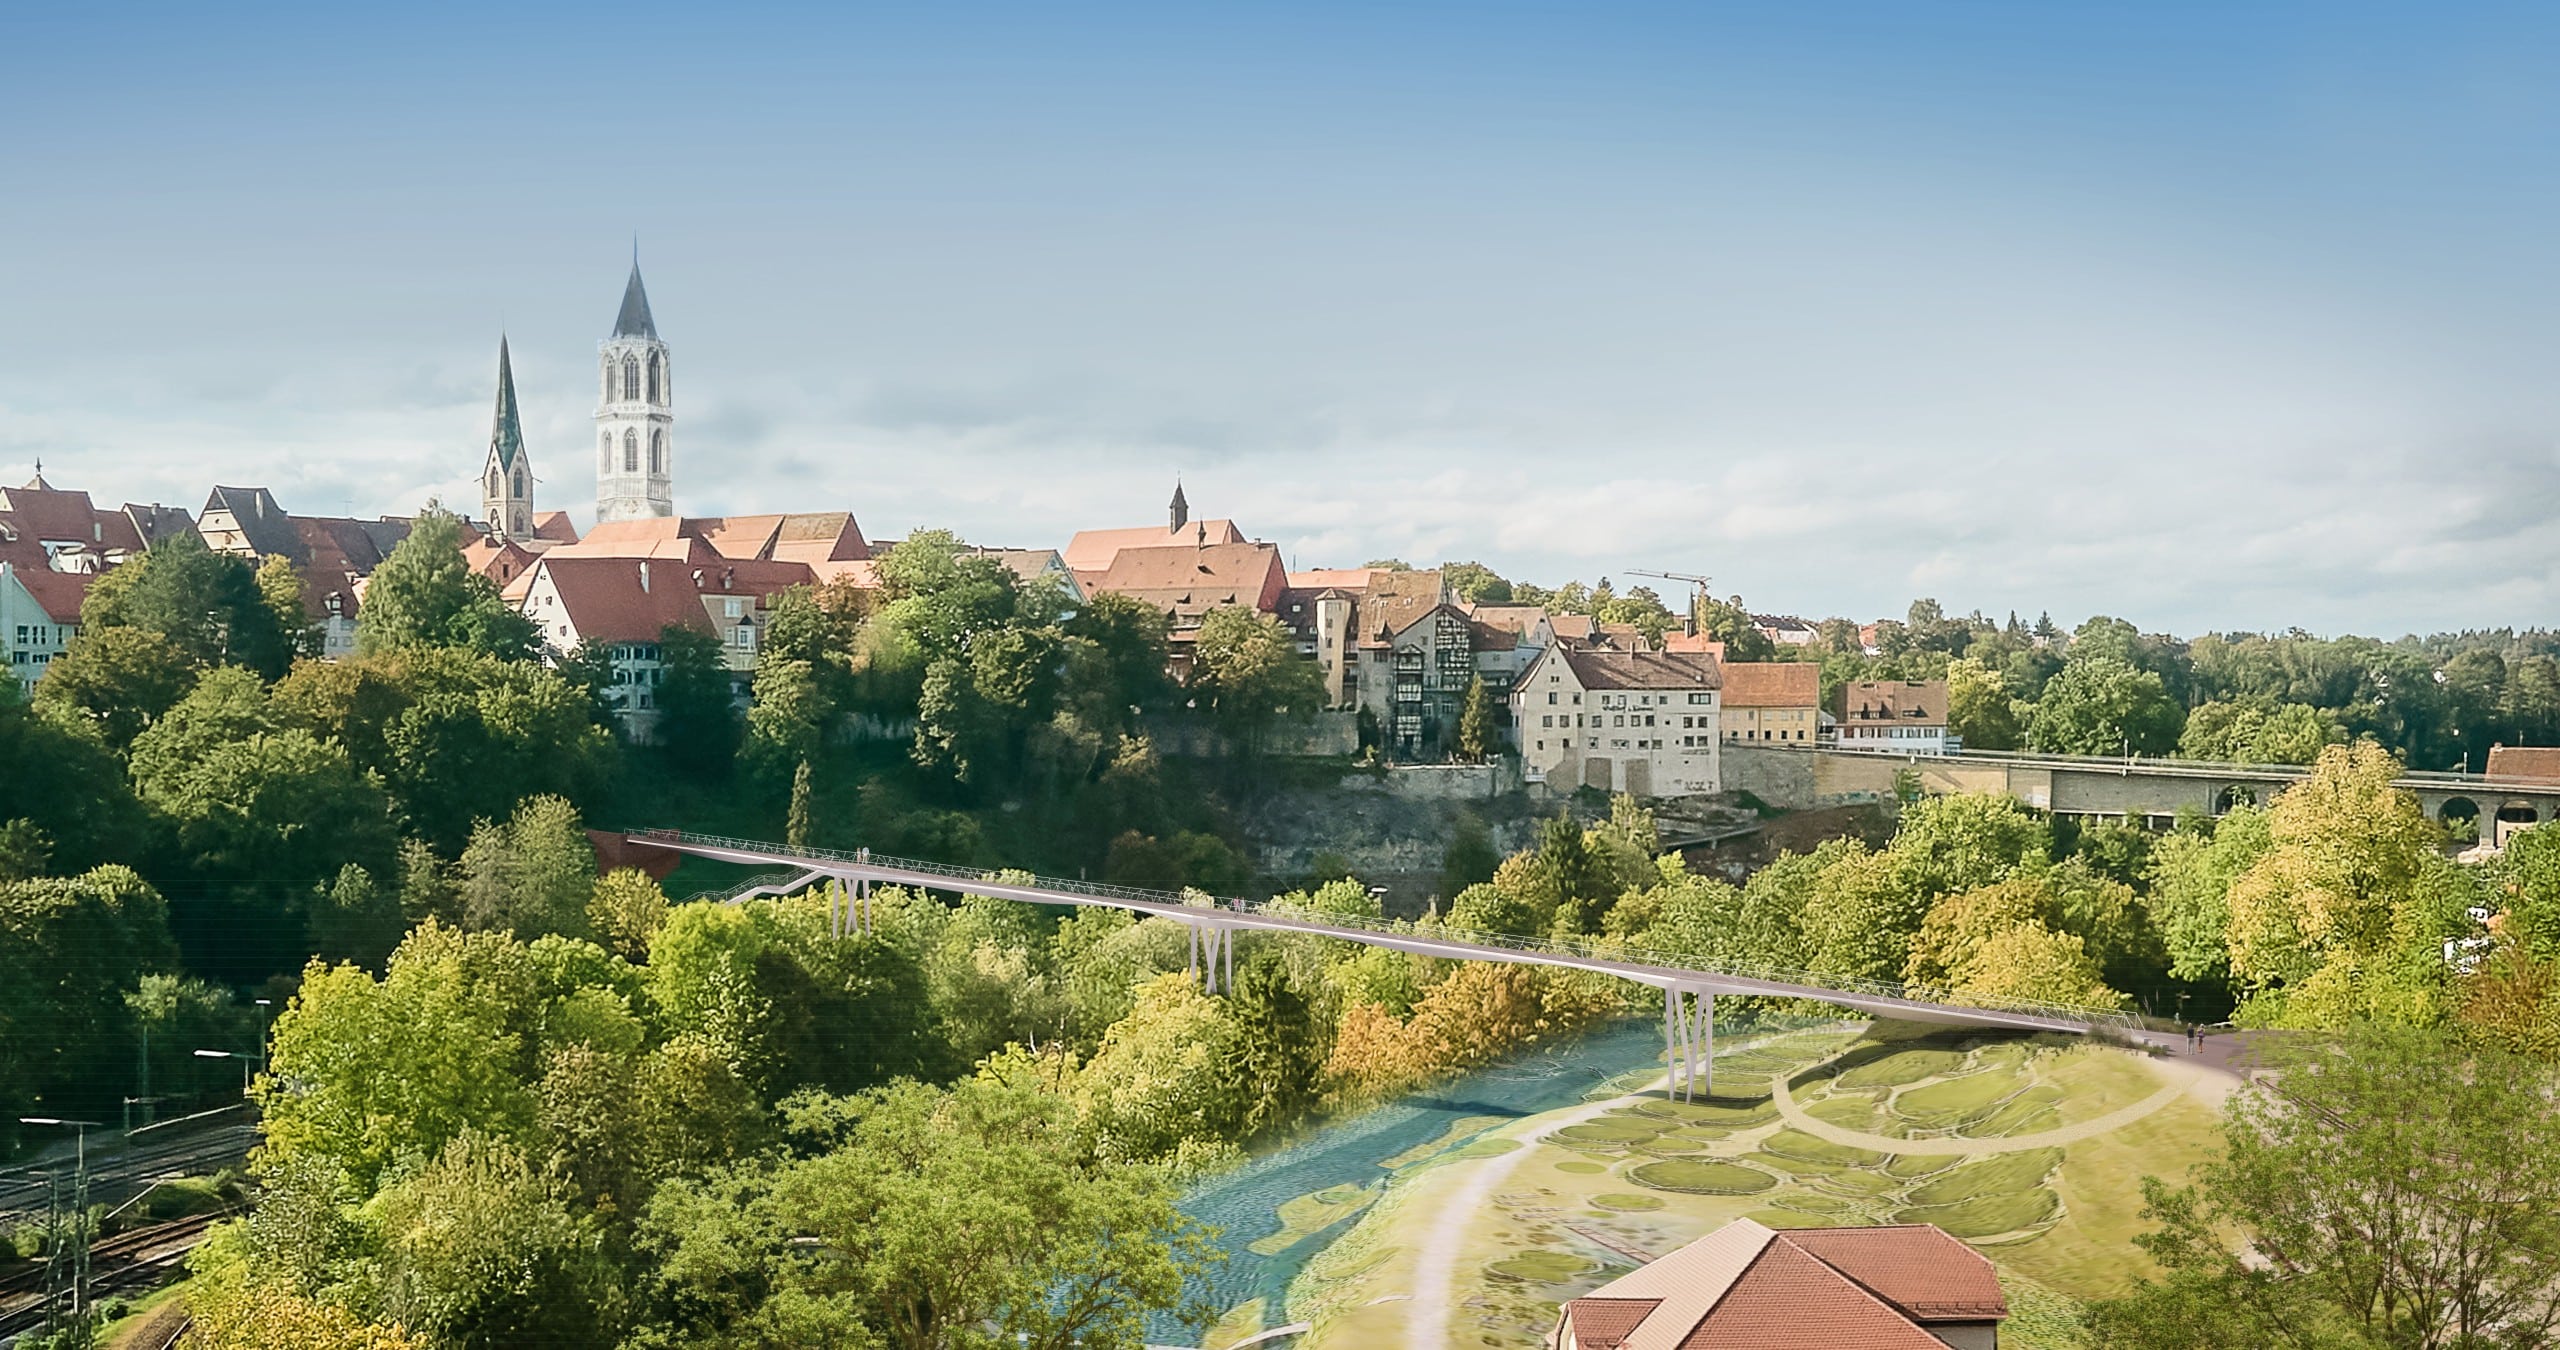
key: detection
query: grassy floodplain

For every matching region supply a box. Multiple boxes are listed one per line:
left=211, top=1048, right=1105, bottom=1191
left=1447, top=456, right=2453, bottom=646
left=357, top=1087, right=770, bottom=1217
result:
left=1244, top=1021, right=2227, bottom=1350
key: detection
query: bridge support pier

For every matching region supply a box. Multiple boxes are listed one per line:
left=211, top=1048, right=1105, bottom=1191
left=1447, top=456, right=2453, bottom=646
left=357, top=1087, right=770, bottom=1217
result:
left=826, top=874, right=875, bottom=939
left=1188, top=922, right=1233, bottom=995
left=1663, top=987, right=1712, bottom=1103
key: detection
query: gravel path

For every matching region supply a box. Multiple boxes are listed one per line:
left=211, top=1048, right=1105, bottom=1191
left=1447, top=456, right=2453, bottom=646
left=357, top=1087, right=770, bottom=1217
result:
left=1767, top=1045, right=2234, bottom=1156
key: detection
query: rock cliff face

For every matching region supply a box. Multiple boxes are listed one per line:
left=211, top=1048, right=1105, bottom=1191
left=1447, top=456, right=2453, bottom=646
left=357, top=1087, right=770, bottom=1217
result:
left=1241, top=771, right=1544, bottom=912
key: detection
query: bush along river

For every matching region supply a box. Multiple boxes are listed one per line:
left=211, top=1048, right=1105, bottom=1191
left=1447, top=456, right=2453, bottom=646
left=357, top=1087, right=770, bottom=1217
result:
left=1155, top=1019, right=1678, bottom=1344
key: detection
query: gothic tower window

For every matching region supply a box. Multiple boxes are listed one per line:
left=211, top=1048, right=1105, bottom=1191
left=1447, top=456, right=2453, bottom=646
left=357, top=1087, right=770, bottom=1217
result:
left=622, top=355, right=640, bottom=401
left=651, top=429, right=665, bottom=474
left=515, top=468, right=529, bottom=497
left=647, top=354, right=661, bottom=403
left=623, top=428, right=639, bottom=472
left=487, top=468, right=499, bottom=496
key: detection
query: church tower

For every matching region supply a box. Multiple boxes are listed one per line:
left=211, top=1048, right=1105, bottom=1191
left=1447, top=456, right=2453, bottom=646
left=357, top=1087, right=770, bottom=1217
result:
left=595, top=258, right=674, bottom=521
left=480, top=337, right=535, bottom=539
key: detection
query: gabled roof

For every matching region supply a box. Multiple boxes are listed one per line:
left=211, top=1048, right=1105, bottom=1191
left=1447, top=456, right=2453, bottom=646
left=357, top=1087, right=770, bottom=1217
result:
left=770, top=511, right=870, bottom=563
left=1086, top=540, right=1284, bottom=621
left=1287, top=567, right=1385, bottom=591
left=1556, top=647, right=1722, bottom=691
left=1355, top=570, right=1450, bottom=647
left=1720, top=661, right=1821, bottom=708
left=1660, top=631, right=1726, bottom=658
left=1465, top=603, right=1553, bottom=637
left=1553, top=1220, right=2004, bottom=1350
left=201, top=485, right=302, bottom=561
left=613, top=262, right=658, bottom=340
left=530, top=510, right=580, bottom=544
left=0, top=560, right=92, bottom=624
left=488, top=337, right=527, bottom=470
left=529, top=555, right=714, bottom=645
left=554, top=512, right=868, bottom=566
left=1063, top=519, right=1244, bottom=576
left=1550, top=614, right=1596, bottom=643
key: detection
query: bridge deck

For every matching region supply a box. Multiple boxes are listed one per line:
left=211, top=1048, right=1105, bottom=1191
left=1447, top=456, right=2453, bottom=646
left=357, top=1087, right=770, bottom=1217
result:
left=631, top=831, right=2135, bottom=1037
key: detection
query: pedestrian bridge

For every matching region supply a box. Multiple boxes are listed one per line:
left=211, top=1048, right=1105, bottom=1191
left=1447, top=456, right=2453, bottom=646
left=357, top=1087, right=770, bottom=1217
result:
left=625, top=830, right=2138, bottom=1100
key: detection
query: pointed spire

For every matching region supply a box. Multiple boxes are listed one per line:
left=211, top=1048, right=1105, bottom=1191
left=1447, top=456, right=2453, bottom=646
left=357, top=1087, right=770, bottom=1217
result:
left=1169, top=478, right=1189, bottom=532
left=490, top=336, right=527, bottom=471
left=613, top=254, right=659, bottom=340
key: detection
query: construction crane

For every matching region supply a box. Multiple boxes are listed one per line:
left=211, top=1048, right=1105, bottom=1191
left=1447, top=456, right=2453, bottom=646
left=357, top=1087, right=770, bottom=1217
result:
left=1626, top=569, right=1717, bottom=639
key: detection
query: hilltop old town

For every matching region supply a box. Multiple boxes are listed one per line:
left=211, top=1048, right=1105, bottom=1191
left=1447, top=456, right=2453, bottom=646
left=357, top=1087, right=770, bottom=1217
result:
left=2, top=261, right=1930, bottom=798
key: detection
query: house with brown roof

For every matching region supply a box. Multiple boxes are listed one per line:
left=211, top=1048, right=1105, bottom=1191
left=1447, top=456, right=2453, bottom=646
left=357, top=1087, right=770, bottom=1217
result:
left=1721, top=662, right=1823, bottom=747
left=1061, top=482, right=1244, bottom=584
left=551, top=511, right=868, bottom=567
left=1514, top=646, right=1723, bottom=796
left=1279, top=574, right=1372, bottom=708
left=0, top=468, right=202, bottom=680
left=198, top=486, right=418, bottom=659
left=1550, top=1218, right=2007, bottom=1350
left=517, top=553, right=815, bottom=736
left=1084, top=540, right=1286, bottom=678
left=1833, top=679, right=1954, bottom=757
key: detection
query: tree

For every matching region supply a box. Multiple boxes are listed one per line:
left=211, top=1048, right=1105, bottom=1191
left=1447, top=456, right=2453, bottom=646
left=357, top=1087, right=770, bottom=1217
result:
left=1455, top=676, right=1497, bottom=762
left=2178, top=699, right=2338, bottom=764
left=372, top=1131, right=618, bottom=1349
left=32, top=625, right=199, bottom=752
left=1441, top=812, right=1500, bottom=896
left=632, top=1075, right=1220, bottom=1348
left=0, top=685, right=143, bottom=869
left=1064, top=592, right=1175, bottom=733
left=2087, top=1025, right=2560, bottom=1349
left=256, top=554, right=319, bottom=660
left=80, top=531, right=294, bottom=677
left=308, top=864, right=405, bottom=969
left=128, top=669, right=399, bottom=881
left=1944, top=656, right=2023, bottom=751
left=2145, top=810, right=2271, bottom=988
left=1440, top=560, right=1512, bottom=604
left=653, top=624, right=741, bottom=775
left=356, top=504, right=538, bottom=660
left=586, top=868, right=669, bottom=962
left=1186, top=605, right=1324, bottom=751
left=456, top=795, right=596, bottom=941
left=745, top=656, right=835, bottom=779
left=0, top=866, right=178, bottom=1139
left=1224, top=950, right=1323, bottom=1136
left=786, top=759, right=815, bottom=850
left=2224, top=743, right=2461, bottom=1027
left=2027, top=654, right=2184, bottom=756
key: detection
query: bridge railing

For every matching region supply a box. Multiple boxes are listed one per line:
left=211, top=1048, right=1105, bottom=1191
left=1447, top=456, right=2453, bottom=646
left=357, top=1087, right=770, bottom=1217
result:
left=1785, top=743, right=2541, bottom=792
left=634, top=829, right=2142, bottom=1032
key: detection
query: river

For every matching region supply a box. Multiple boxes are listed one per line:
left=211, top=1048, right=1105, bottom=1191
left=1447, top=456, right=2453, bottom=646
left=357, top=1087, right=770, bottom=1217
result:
left=1157, top=1019, right=1672, bottom=1342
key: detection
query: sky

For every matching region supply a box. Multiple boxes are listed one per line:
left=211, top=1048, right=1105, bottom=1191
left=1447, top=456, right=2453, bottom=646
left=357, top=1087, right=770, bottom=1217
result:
left=3, top=1, right=2557, bottom=638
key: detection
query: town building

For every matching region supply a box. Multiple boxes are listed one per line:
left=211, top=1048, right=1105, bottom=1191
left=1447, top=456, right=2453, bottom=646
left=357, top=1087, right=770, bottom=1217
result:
left=1548, top=1218, right=2007, bottom=1350
left=0, top=467, right=195, bottom=679
left=596, top=260, right=675, bottom=523
left=553, top=511, right=869, bottom=568
left=1721, top=661, right=1823, bottom=745
left=1465, top=603, right=1557, bottom=715
left=1279, top=570, right=1377, bottom=708
left=1083, top=538, right=1287, bottom=679
left=1832, top=679, right=1955, bottom=756
left=199, top=485, right=415, bottom=660
left=1753, top=613, right=1820, bottom=647
left=1062, top=484, right=1245, bottom=586
left=1515, top=646, right=1723, bottom=797
left=1349, top=571, right=1471, bottom=757
left=516, top=552, right=815, bottom=735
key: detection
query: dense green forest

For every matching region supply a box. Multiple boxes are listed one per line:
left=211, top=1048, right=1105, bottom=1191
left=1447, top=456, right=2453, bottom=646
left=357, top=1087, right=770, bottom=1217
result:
left=9, top=523, right=2560, bottom=1346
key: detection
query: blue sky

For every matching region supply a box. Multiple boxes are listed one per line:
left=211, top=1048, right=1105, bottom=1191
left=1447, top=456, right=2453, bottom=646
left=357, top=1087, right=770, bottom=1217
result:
left=4, top=1, right=2556, bottom=636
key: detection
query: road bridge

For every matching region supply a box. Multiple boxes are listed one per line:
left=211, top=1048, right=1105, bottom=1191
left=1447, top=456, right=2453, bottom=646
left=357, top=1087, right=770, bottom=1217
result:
left=626, top=831, right=2137, bottom=1102
left=1722, top=745, right=2560, bottom=845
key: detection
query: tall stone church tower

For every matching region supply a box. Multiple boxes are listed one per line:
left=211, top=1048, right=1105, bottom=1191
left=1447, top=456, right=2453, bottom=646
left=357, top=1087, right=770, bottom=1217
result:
left=595, top=260, right=674, bottom=521
left=480, top=337, right=535, bottom=539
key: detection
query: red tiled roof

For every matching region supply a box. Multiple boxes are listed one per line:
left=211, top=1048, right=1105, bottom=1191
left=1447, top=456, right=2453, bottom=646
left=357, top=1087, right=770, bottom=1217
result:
left=1064, top=519, right=1243, bottom=576
left=529, top=556, right=717, bottom=645
left=1684, top=1236, right=1951, bottom=1349
left=1557, top=1298, right=1658, bottom=1349
left=2486, top=747, right=2560, bottom=783
left=1660, top=631, right=1725, bottom=658
left=1550, top=614, right=1596, bottom=643
left=1355, top=571, right=1449, bottom=646
left=3, top=563, right=92, bottom=624
left=530, top=510, right=579, bottom=543
left=1783, top=1226, right=2007, bottom=1321
left=1553, top=1221, right=2005, bottom=1350
left=1287, top=567, right=1384, bottom=591
left=1719, top=662, right=1821, bottom=708
left=1087, top=541, right=1284, bottom=621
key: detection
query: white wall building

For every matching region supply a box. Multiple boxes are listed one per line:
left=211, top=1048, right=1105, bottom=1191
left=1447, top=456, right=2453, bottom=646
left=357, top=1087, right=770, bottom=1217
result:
left=1514, top=647, right=1724, bottom=798
left=0, top=562, right=78, bottom=684
left=1831, top=679, right=1956, bottom=757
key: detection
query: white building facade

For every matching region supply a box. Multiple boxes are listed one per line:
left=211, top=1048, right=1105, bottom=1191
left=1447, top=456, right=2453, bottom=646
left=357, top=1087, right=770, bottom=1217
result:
left=1514, top=647, right=1724, bottom=798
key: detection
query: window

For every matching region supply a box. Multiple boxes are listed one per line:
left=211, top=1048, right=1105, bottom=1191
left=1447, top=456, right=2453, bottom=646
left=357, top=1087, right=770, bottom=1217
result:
left=1690, top=692, right=1711, bottom=704
left=1541, top=715, right=1553, bottom=728
left=1613, top=715, right=1624, bottom=727
left=486, top=467, right=499, bottom=496
left=514, top=468, right=529, bottom=497
left=622, top=355, right=641, bottom=400
left=647, top=354, right=662, bottom=403
left=1645, top=715, right=1655, bottom=727
left=623, top=429, right=639, bottom=472
left=1547, top=691, right=1558, bottom=704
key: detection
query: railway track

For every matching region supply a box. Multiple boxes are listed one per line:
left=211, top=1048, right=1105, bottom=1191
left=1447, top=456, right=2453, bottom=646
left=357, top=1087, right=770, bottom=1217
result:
left=0, top=1213, right=219, bottom=1339
left=0, top=1119, right=255, bottom=1229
